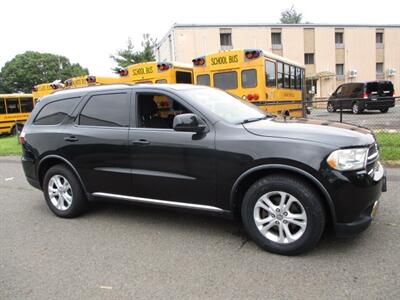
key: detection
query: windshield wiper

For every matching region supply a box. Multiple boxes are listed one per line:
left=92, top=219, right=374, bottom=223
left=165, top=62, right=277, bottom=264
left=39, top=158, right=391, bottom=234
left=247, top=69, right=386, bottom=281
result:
left=240, top=116, right=270, bottom=124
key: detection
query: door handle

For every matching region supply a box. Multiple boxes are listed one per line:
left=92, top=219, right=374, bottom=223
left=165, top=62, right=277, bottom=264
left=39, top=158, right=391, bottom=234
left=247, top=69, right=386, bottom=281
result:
left=64, top=136, right=79, bottom=142
left=132, top=139, right=150, bottom=146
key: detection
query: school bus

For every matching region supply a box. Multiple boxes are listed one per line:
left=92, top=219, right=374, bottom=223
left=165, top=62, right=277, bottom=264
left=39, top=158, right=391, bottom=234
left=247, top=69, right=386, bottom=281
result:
left=64, top=75, right=122, bottom=89
left=192, top=49, right=305, bottom=117
left=0, top=94, right=35, bottom=135
left=32, top=82, right=64, bottom=102
left=117, top=61, right=193, bottom=84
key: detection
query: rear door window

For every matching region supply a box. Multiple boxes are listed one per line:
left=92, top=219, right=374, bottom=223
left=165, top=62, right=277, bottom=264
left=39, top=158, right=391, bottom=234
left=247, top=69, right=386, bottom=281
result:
left=79, top=93, right=129, bottom=127
left=241, top=69, right=257, bottom=88
left=197, top=74, right=210, bottom=86
left=34, top=97, right=81, bottom=125
left=214, top=71, right=238, bottom=90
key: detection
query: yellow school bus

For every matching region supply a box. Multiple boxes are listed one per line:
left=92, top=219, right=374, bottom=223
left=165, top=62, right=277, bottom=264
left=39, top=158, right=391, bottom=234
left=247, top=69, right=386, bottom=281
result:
left=0, top=94, right=35, bottom=135
left=118, top=61, right=193, bottom=84
left=64, top=75, right=121, bottom=89
left=32, top=82, right=64, bottom=102
left=192, top=49, right=305, bottom=117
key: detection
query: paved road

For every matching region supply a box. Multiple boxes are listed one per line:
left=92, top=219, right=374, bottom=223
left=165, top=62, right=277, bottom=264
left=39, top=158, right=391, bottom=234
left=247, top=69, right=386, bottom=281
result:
left=310, top=104, right=400, bottom=130
left=1, top=156, right=399, bottom=299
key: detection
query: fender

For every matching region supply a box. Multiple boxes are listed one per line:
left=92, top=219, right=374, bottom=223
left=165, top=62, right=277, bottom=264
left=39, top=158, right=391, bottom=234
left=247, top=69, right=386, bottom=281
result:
left=229, top=164, right=337, bottom=223
left=37, top=154, right=89, bottom=196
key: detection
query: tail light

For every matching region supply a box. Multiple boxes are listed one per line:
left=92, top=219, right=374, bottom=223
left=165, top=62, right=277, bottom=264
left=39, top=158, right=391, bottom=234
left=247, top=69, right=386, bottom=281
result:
left=119, top=68, right=128, bottom=76
left=19, top=130, right=26, bottom=145
left=244, top=49, right=261, bottom=60
left=192, top=57, right=206, bottom=66
left=32, top=86, right=38, bottom=92
left=363, top=92, right=369, bottom=99
left=157, top=63, right=171, bottom=71
left=86, top=76, right=96, bottom=84
left=246, top=93, right=259, bottom=101
left=50, top=84, right=58, bottom=89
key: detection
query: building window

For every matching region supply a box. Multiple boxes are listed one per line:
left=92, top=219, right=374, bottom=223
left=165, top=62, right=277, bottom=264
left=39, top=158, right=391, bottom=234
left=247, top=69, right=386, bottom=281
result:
left=376, top=63, right=384, bottom=79
left=336, top=64, right=344, bottom=80
left=335, top=32, right=344, bottom=48
left=304, top=53, right=314, bottom=65
left=271, top=32, right=282, bottom=49
left=220, top=31, right=232, bottom=50
left=376, top=32, right=384, bottom=48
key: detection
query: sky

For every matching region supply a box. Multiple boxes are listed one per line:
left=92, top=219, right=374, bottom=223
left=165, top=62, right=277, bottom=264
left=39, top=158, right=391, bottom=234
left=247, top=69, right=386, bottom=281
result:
left=1, top=0, right=399, bottom=76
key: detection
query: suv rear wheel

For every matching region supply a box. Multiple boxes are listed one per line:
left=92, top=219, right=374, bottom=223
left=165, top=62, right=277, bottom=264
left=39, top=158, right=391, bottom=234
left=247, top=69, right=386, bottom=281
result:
left=327, top=102, right=336, bottom=113
left=352, top=102, right=363, bottom=114
left=43, top=164, right=88, bottom=218
left=380, top=108, right=389, bottom=113
left=241, top=175, right=325, bottom=255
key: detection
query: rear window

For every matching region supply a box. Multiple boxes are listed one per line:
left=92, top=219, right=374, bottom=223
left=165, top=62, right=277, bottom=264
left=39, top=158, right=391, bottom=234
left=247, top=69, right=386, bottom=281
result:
left=367, top=81, right=394, bottom=93
left=176, top=71, right=192, bottom=83
left=241, top=69, right=257, bottom=88
left=197, top=74, right=210, bottom=86
left=214, top=71, right=238, bottom=90
left=79, top=93, right=129, bottom=127
left=34, top=97, right=80, bottom=125
left=20, top=98, right=34, bottom=113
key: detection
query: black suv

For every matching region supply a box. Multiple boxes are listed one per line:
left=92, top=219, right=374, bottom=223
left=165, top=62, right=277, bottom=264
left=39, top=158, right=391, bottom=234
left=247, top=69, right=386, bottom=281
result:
left=21, top=84, right=386, bottom=255
left=327, top=81, right=395, bottom=114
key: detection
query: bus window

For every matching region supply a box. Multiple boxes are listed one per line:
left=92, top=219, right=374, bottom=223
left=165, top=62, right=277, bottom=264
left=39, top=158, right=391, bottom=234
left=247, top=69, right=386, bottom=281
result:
left=265, top=61, right=276, bottom=87
left=290, top=66, right=295, bottom=89
left=197, top=74, right=210, bottom=86
left=6, top=98, right=20, bottom=114
left=20, top=98, right=34, bottom=113
left=295, top=68, right=301, bottom=89
left=156, top=79, right=167, bottom=84
left=0, top=98, right=5, bottom=114
left=176, top=71, right=192, bottom=83
left=277, top=62, right=284, bottom=88
left=283, top=64, right=290, bottom=88
left=214, top=71, right=238, bottom=90
left=301, top=69, right=305, bottom=90
left=241, top=69, right=257, bottom=88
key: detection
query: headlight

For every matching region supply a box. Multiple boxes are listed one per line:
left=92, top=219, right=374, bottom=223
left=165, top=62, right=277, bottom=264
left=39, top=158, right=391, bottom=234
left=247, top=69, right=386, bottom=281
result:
left=327, top=148, right=368, bottom=171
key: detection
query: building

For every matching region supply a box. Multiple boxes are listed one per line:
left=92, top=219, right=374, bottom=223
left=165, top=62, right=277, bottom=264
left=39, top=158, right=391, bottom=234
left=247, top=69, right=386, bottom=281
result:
left=156, top=23, right=400, bottom=98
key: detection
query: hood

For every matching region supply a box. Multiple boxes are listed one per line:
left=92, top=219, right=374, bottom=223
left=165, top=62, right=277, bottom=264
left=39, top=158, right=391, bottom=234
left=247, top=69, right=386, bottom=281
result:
left=243, top=117, right=375, bottom=148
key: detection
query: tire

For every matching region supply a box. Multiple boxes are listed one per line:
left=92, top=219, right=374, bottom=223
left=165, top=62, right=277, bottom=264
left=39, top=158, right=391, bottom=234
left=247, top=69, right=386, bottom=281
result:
left=327, top=102, right=336, bottom=113
left=352, top=102, right=363, bottom=114
left=380, top=108, right=389, bottom=113
left=241, top=175, right=326, bottom=255
left=43, top=164, right=88, bottom=218
left=11, top=124, right=23, bottom=136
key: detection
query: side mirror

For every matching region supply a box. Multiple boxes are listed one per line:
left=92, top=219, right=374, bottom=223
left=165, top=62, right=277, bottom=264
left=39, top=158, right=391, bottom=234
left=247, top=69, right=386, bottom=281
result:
left=173, top=113, right=207, bottom=133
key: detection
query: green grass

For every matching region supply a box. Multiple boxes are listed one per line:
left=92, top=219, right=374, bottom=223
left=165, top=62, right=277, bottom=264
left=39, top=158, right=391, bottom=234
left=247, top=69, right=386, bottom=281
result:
left=375, top=132, right=400, bottom=161
left=1, top=132, right=399, bottom=161
left=0, top=136, right=22, bottom=156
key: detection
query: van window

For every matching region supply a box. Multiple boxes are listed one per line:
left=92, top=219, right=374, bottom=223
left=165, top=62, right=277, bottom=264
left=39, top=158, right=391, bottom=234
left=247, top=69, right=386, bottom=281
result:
left=176, top=71, right=192, bottom=83
left=197, top=74, right=210, bottom=86
left=241, top=69, right=257, bottom=88
left=34, top=97, right=80, bottom=125
left=79, top=93, right=129, bottom=127
left=6, top=98, right=20, bottom=114
left=214, top=71, right=238, bottom=90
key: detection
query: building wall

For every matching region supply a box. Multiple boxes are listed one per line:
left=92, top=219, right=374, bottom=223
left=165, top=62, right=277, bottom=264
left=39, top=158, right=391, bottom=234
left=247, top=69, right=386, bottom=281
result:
left=157, top=25, right=400, bottom=97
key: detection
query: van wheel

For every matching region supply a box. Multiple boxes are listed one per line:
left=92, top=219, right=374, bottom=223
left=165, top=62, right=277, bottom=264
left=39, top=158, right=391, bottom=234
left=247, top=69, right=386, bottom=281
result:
left=352, top=102, right=363, bottom=114
left=380, top=108, right=389, bottom=113
left=327, top=102, right=336, bottom=113
left=43, top=164, right=88, bottom=218
left=241, top=175, right=325, bottom=255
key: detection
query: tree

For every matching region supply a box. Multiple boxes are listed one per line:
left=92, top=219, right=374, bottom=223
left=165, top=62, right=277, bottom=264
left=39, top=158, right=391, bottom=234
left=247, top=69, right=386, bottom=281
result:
left=0, top=51, right=88, bottom=93
left=280, top=5, right=303, bottom=24
left=111, top=34, right=157, bottom=72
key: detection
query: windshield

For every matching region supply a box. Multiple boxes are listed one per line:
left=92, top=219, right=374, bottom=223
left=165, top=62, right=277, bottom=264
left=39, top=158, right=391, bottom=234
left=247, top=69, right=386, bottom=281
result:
left=183, top=88, right=268, bottom=124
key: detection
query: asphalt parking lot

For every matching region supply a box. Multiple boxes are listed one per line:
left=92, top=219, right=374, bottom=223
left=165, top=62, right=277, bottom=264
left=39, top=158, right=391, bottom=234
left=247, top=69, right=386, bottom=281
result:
left=309, top=104, right=400, bottom=131
left=1, top=156, right=399, bottom=299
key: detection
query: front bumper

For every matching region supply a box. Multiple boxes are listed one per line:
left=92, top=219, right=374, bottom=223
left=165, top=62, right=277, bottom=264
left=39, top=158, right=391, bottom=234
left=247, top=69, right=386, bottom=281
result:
left=322, top=161, right=386, bottom=237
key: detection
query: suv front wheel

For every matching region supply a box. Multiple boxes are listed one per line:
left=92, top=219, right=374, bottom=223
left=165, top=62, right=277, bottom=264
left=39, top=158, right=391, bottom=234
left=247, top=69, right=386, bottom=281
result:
left=352, top=102, right=363, bottom=114
left=241, top=175, right=325, bottom=255
left=43, top=164, right=88, bottom=218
